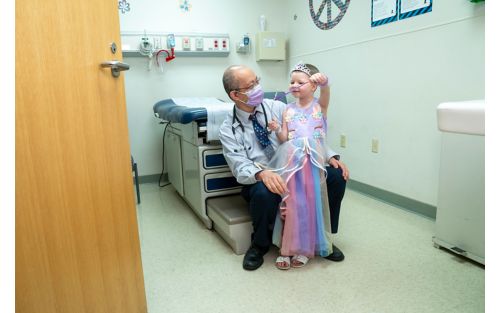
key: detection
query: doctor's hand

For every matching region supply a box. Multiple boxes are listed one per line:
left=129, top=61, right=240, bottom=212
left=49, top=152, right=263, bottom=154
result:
left=256, top=170, right=288, bottom=195
left=328, top=158, right=349, bottom=181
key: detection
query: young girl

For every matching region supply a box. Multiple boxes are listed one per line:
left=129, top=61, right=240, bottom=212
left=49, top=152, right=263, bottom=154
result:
left=268, top=63, right=334, bottom=270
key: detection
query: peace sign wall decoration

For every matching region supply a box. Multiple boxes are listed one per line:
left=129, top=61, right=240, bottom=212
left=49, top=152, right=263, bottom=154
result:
left=309, top=0, right=351, bottom=30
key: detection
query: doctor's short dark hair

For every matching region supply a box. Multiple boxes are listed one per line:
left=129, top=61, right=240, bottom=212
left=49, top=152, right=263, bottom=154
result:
left=222, top=65, right=241, bottom=96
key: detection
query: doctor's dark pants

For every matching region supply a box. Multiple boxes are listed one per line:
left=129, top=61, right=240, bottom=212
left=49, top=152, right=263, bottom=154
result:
left=240, top=166, right=346, bottom=253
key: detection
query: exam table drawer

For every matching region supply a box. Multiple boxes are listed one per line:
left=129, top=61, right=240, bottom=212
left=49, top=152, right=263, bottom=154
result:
left=204, top=172, right=241, bottom=193
left=202, top=149, right=228, bottom=169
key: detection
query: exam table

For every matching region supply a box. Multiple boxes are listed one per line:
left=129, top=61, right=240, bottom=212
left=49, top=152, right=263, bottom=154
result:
left=153, top=93, right=286, bottom=254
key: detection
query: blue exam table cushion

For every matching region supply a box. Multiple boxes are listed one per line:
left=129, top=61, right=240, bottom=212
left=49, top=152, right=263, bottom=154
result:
left=153, top=92, right=287, bottom=124
left=153, top=99, right=207, bottom=124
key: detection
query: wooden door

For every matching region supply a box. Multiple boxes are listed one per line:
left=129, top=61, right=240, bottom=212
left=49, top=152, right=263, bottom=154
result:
left=15, top=0, right=147, bottom=312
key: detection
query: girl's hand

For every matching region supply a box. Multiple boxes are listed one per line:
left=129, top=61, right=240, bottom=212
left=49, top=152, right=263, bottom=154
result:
left=310, top=73, right=329, bottom=87
left=268, top=119, right=281, bottom=132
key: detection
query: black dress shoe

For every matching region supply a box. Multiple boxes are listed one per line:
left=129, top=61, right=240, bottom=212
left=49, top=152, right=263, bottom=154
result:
left=243, top=247, right=264, bottom=270
left=324, top=244, right=345, bottom=262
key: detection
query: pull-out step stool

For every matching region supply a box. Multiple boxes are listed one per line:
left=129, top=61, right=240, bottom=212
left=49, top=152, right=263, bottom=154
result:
left=206, top=195, right=252, bottom=255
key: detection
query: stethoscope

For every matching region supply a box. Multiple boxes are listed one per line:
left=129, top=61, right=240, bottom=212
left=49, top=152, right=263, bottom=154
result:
left=231, top=103, right=269, bottom=135
left=229, top=82, right=312, bottom=155
left=230, top=103, right=270, bottom=155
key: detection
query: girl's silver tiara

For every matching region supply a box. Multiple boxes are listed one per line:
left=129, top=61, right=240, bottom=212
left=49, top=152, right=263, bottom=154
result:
left=291, top=62, right=311, bottom=76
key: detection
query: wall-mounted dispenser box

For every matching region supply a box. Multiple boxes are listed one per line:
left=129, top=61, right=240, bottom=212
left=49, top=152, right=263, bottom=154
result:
left=255, top=32, right=286, bottom=61
left=236, top=34, right=250, bottom=54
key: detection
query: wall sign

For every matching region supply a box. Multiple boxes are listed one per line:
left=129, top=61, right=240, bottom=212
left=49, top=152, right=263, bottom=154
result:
left=309, top=0, right=351, bottom=30
left=371, top=0, right=398, bottom=27
left=399, top=0, right=432, bottom=20
left=371, top=0, right=433, bottom=27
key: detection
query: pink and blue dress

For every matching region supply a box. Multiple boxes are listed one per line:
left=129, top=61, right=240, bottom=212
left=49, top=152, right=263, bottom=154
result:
left=269, top=100, right=334, bottom=258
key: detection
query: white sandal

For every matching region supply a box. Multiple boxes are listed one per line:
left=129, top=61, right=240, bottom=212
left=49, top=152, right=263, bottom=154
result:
left=291, top=255, right=309, bottom=268
left=275, top=256, right=291, bottom=270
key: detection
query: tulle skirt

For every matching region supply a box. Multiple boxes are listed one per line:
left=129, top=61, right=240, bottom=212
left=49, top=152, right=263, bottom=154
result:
left=269, top=137, right=334, bottom=257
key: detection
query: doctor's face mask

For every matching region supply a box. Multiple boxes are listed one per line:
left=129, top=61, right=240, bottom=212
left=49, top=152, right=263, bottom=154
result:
left=240, top=84, right=264, bottom=107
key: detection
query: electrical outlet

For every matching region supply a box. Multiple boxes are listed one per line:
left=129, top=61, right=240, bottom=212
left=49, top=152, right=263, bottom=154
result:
left=195, top=37, right=204, bottom=50
left=182, top=37, right=191, bottom=50
left=371, top=139, right=379, bottom=153
left=340, top=134, right=346, bottom=148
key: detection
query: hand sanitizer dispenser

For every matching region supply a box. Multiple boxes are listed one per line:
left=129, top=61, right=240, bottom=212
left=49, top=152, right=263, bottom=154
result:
left=236, top=33, right=250, bottom=54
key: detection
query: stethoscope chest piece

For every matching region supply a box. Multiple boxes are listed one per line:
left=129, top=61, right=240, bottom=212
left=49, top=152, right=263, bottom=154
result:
left=231, top=103, right=269, bottom=135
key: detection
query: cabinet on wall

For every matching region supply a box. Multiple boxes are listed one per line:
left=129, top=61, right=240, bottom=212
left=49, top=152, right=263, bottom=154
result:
left=434, top=100, right=485, bottom=265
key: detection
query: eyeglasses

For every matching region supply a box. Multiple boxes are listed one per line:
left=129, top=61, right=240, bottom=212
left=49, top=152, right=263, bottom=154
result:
left=234, top=77, right=261, bottom=92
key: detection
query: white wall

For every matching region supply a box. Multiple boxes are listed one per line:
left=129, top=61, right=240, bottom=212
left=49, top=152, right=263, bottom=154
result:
left=119, top=0, right=289, bottom=176
left=285, top=0, right=484, bottom=206
left=120, top=0, right=485, bottom=207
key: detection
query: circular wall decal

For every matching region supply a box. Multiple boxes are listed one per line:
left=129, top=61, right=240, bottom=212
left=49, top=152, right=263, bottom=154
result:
left=309, top=0, right=350, bottom=30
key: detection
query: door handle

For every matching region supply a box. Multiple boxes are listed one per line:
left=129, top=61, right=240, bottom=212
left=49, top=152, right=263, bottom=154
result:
left=100, top=60, right=130, bottom=78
